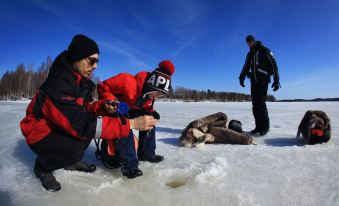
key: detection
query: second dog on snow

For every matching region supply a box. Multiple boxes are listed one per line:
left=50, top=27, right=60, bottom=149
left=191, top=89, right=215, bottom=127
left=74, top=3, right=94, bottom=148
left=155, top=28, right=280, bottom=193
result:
left=179, top=112, right=255, bottom=147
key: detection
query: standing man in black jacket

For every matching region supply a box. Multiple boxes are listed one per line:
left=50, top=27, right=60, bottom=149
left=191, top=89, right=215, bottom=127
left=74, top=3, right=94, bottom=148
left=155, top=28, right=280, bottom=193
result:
left=239, top=35, right=280, bottom=136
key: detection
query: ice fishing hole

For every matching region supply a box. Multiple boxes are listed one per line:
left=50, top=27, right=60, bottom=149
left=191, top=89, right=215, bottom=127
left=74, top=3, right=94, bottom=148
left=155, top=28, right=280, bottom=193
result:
left=166, top=180, right=186, bottom=188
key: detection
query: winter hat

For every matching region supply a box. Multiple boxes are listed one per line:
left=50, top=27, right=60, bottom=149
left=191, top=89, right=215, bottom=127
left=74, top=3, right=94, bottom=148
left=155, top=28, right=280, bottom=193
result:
left=228, top=120, right=243, bottom=133
left=67, top=34, right=100, bottom=63
left=143, top=60, right=175, bottom=97
left=246, top=35, right=256, bottom=43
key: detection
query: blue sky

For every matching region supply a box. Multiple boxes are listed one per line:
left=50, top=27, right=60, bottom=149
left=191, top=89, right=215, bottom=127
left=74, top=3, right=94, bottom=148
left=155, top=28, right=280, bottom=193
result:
left=0, top=0, right=338, bottom=100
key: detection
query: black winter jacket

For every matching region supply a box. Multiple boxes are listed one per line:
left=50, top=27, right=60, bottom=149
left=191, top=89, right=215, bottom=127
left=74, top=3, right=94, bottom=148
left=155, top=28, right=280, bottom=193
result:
left=20, top=51, right=107, bottom=144
left=239, top=41, right=280, bottom=83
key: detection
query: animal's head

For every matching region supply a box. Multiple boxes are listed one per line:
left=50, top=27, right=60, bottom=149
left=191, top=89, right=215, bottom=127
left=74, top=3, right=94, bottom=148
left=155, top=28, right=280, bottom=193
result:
left=309, top=115, right=325, bottom=130
left=179, top=128, right=195, bottom=147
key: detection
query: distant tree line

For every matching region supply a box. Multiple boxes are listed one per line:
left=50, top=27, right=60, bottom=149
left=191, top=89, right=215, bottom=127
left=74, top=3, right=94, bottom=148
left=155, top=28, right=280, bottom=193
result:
left=0, top=56, right=100, bottom=100
left=0, top=57, right=276, bottom=102
left=166, top=86, right=276, bottom=102
left=0, top=57, right=52, bottom=100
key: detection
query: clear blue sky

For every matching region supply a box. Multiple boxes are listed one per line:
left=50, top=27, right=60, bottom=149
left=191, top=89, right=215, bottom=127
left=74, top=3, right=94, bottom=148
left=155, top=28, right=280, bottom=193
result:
left=1, top=0, right=338, bottom=100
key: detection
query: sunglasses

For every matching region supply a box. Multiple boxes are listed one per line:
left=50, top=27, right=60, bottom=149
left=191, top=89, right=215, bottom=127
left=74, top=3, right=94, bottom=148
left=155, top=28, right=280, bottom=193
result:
left=86, top=57, right=99, bottom=66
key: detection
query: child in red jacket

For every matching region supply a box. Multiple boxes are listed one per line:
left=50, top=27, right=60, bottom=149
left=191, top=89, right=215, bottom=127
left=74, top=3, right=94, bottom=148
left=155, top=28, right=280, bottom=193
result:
left=97, top=60, right=175, bottom=177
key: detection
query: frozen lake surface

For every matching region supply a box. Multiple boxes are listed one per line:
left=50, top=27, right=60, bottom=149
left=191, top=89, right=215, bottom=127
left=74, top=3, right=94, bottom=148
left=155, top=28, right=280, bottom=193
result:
left=0, top=101, right=338, bottom=206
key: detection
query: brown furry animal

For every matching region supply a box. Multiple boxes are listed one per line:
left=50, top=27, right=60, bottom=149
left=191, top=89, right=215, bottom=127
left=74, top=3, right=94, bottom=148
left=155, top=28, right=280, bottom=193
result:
left=297, top=110, right=331, bottom=144
left=179, top=112, right=254, bottom=147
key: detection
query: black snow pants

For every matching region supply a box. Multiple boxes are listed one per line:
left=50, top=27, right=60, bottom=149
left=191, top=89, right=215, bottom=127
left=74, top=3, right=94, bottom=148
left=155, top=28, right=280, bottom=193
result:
left=29, top=132, right=92, bottom=172
left=251, top=80, right=270, bottom=131
left=129, top=110, right=157, bottom=159
left=138, top=128, right=156, bottom=159
left=116, top=131, right=139, bottom=170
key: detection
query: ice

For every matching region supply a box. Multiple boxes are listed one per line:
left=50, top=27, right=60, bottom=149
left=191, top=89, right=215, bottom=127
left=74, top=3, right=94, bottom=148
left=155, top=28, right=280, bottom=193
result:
left=0, top=101, right=339, bottom=206
left=194, top=157, right=228, bottom=184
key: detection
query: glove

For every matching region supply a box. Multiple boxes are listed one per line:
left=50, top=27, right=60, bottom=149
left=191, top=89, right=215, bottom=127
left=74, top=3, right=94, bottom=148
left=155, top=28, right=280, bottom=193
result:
left=104, top=100, right=119, bottom=115
left=152, top=111, right=160, bottom=120
left=239, top=78, right=245, bottom=87
left=105, top=100, right=119, bottom=107
left=272, top=81, right=281, bottom=91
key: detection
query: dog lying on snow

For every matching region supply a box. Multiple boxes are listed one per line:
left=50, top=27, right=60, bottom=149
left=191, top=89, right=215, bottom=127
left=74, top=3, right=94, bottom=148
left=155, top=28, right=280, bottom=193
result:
left=179, top=112, right=255, bottom=147
left=297, top=110, right=331, bottom=144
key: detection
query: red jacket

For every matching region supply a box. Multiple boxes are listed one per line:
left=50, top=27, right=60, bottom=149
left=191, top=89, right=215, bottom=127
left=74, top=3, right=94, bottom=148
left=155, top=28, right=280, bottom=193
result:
left=97, top=72, right=155, bottom=112
left=20, top=51, right=130, bottom=144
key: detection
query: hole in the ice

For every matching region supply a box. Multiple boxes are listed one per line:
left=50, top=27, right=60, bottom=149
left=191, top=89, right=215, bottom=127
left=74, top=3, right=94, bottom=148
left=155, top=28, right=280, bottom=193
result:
left=166, top=180, right=186, bottom=188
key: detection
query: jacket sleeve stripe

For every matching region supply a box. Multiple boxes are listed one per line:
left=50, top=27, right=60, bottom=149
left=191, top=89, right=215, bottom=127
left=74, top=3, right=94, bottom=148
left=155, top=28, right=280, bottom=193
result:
left=265, top=52, right=279, bottom=80
left=42, top=95, right=85, bottom=139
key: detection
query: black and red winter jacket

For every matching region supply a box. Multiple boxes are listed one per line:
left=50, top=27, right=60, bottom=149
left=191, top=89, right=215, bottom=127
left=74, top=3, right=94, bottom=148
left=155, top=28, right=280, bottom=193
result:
left=20, top=51, right=130, bottom=144
left=97, top=72, right=155, bottom=113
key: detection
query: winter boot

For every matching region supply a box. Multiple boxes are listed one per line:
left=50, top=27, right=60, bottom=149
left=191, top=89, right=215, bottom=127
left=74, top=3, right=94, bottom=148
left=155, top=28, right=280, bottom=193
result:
left=139, top=154, right=164, bottom=163
left=121, top=167, right=143, bottom=179
left=250, top=128, right=261, bottom=134
left=34, top=158, right=61, bottom=192
left=260, top=128, right=270, bottom=136
left=64, top=161, right=96, bottom=173
left=121, top=160, right=143, bottom=179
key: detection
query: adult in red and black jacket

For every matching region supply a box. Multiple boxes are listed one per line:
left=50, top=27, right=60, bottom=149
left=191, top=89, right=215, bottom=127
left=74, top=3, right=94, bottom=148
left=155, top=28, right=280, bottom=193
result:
left=239, top=35, right=281, bottom=136
left=97, top=60, right=175, bottom=169
left=19, top=35, right=135, bottom=192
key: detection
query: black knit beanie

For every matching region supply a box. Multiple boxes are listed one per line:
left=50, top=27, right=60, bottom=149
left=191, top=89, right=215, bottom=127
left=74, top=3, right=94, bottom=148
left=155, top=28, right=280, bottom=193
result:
left=246, top=35, right=256, bottom=43
left=67, top=34, right=100, bottom=63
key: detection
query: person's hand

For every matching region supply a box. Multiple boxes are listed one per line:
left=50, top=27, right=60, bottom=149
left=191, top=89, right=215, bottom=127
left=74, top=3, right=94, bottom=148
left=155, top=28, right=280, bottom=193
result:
left=104, top=100, right=119, bottom=114
left=130, top=115, right=158, bottom=131
left=239, top=78, right=245, bottom=87
left=152, top=111, right=160, bottom=120
left=272, top=81, right=281, bottom=92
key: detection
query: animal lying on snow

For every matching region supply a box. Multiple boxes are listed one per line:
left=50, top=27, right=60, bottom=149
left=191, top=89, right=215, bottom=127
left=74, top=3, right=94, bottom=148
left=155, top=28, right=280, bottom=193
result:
left=297, top=110, right=331, bottom=145
left=179, top=112, right=255, bottom=147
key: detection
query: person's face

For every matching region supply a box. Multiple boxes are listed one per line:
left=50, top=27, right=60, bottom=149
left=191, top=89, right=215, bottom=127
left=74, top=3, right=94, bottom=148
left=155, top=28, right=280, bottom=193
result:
left=73, top=53, right=99, bottom=78
left=247, top=40, right=255, bottom=49
left=147, top=91, right=163, bottom=99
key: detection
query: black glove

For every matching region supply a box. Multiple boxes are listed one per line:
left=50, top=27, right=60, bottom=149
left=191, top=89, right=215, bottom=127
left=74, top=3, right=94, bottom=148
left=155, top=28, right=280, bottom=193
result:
left=152, top=111, right=160, bottom=120
left=272, top=81, right=281, bottom=92
left=239, top=78, right=245, bottom=87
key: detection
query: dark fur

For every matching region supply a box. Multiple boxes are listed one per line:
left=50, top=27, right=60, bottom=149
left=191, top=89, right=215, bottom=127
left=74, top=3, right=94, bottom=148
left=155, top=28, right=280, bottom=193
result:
left=297, top=110, right=331, bottom=143
left=179, top=112, right=253, bottom=147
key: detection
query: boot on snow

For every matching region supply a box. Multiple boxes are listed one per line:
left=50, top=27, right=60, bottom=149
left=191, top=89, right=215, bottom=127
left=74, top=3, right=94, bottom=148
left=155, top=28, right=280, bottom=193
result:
left=34, top=158, right=61, bottom=192
left=260, top=128, right=270, bottom=136
left=250, top=128, right=261, bottom=134
left=64, top=161, right=96, bottom=173
left=139, top=154, right=164, bottom=163
left=121, top=160, right=143, bottom=179
left=121, top=167, right=143, bottom=179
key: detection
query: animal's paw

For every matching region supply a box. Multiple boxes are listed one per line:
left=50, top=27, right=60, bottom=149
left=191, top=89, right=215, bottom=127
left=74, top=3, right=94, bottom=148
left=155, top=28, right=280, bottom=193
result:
left=195, top=142, right=206, bottom=148
left=193, top=135, right=208, bottom=147
left=248, top=137, right=257, bottom=145
left=197, top=135, right=207, bottom=144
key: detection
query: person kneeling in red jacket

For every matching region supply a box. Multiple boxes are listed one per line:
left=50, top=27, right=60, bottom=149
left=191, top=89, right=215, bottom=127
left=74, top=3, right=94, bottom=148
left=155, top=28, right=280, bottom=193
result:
left=20, top=34, right=156, bottom=191
left=97, top=60, right=175, bottom=175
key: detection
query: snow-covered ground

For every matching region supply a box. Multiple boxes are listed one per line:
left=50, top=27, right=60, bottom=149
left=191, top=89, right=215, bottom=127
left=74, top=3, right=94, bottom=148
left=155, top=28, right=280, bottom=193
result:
left=0, top=101, right=338, bottom=206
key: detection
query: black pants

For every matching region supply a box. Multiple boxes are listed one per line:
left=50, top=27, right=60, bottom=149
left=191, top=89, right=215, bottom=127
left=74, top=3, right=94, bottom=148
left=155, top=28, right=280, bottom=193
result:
left=29, top=132, right=92, bottom=172
left=251, top=81, right=270, bottom=131
left=128, top=110, right=157, bottom=159
left=116, top=131, right=139, bottom=170
left=138, top=128, right=156, bottom=158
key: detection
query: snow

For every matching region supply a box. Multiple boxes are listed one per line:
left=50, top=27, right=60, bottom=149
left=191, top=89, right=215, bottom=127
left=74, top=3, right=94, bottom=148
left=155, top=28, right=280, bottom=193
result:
left=0, top=101, right=339, bottom=206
